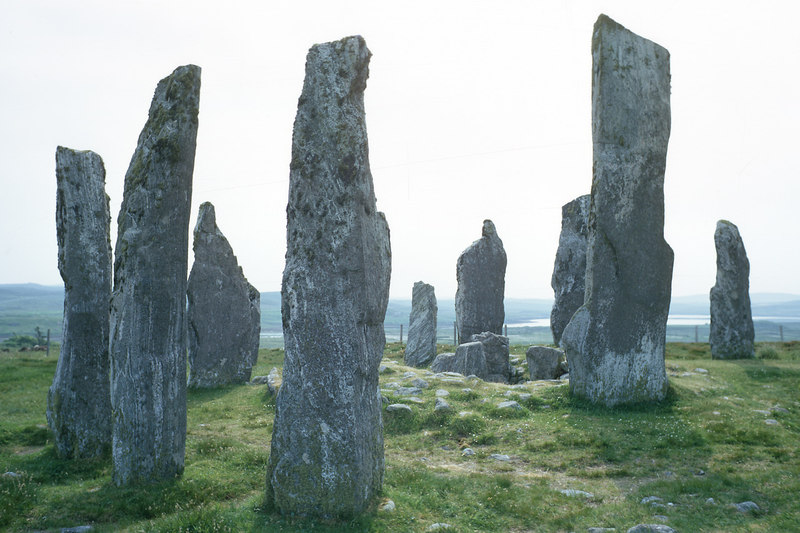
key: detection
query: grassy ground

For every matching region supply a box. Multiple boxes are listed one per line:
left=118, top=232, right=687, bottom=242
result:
left=1, top=343, right=798, bottom=532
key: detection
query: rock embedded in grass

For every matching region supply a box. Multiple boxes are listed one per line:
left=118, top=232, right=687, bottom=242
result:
left=187, top=202, right=260, bottom=388
left=560, top=489, right=594, bottom=498
left=48, top=146, right=112, bottom=460
left=386, top=404, right=413, bottom=414
left=455, top=220, right=507, bottom=344
left=627, top=525, right=676, bottom=533
left=710, top=220, right=755, bottom=359
left=266, top=35, right=391, bottom=518
left=434, top=398, right=451, bottom=412
left=561, top=15, right=672, bottom=406
left=109, top=64, right=201, bottom=485
left=497, top=400, right=522, bottom=411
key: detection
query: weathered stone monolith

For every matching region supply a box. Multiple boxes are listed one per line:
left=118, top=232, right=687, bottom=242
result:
left=47, top=146, right=112, bottom=459
left=455, top=220, right=506, bottom=344
left=550, top=195, right=590, bottom=346
left=187, top=202, right=261, bottom=387
left=266, top=36, right=391, bottom=518
left=404, top=282, right=437, bottom=367
left=710, top=220, right=754, bottom=359
left=109, top=65, right=200, bottom=485
left=561, top=15, right=673, bottom=406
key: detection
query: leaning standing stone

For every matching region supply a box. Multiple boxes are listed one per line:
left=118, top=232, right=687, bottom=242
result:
left=550, top=194, right=590, bottom=346
left=187, top=202, right=261, bottom=387
left=47, top=147, right=112, bottom=459
left=405, top=282, right=437, bottom=367
left=470, top=331, right=510, bottom=383
left=709, top=220, right=754, bottom=359
left=266, top=36, right=391, bottom=518
left=109, top=65, right=201, bottom=485
left=455, top=220, right=506, bottom=344
left=561, top=15, right=672, bottom=406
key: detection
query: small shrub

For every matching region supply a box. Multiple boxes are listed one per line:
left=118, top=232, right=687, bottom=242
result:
left=758, top=346, right=780, bottom=360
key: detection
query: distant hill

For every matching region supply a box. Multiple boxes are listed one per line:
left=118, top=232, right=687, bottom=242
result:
left=3, top=284, right=800, bottom=341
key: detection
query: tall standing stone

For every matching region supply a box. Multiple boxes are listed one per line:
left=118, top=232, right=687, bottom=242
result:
left=710, top=220, right=754, bottom=359
left=561, top=15, right=673, bottom=406
left=550, top=194, right=590, bottom=346
left=455, top=220, right=506, bottom=344
left=47, top=147, right=112, bottom=459
left=266, top=36, right=391, bottom=518
left=187, top=202, right=261, bottom=387
left=109, top=65, right=201, bottom=485
left=404, top=282, right=437, bottom=367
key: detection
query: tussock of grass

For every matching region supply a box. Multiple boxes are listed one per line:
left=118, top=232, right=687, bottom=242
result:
left=1, top=343, right=799, bottom=531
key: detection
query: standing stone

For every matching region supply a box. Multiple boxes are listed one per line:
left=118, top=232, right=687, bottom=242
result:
left=550, top=195, right=590, bottom=346
left=109, top=65, right=201, bottom=485
left=455, top=220, right=507, bottom=344
left=709, top=220, right=754, bottom=359
left=561, top=15, right=673, bottom=406
left=470, top=332, right=510, bottom=383
left=47, top=147, right=112, bottom=459
left=404, top=282, right=437, bottom=367
left=266, top=36, right=391, bottom=518
left=187, top=202, right=261, bottom=387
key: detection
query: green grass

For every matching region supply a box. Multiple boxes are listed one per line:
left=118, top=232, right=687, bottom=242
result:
left=1, top=343, right=799, bottom=531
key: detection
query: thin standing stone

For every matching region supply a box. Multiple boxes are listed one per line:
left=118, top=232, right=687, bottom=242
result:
left=455, top=220, right=506, bottom=344
left=47, top=147, right=112, bottom=458
left=109, top=65, right=201, bottom=485
left=550, top=195, right=590, bottom=346
left=187, top=202, right=261, bottom=387
left=709, top=220, right=754, bottom=359
left=561, top=15, right=672, bottom=406
left=404, top=282, right=438, bottom=367
left=266, top=36, right=391, bottom=517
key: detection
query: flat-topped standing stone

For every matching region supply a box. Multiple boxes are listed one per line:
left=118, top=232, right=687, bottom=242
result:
left=266, top=36, right=391, bottom=518
left=550, top=195, right=590, bottom=346
left=405, top=282, right=437, bottom=367
left=561, top=15, right=673, bottom=406
left=47, top=147, right=112, bottom=459
left=109, top=65, right=201, bottom=485
left=455, top=220, right=506, bottom=344
left=710, top=220, right=754, bottom=359
left=187, top=202, right=261, bottom=387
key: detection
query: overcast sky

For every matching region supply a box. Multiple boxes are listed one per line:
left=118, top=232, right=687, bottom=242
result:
left=1, top=0, right=798, bottom=299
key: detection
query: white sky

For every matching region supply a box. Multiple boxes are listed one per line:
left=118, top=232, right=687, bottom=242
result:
left=1, top=0, right=798, bottom=299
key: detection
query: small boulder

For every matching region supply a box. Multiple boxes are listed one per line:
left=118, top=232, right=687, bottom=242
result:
left=526, top=346, right=564, bottom=380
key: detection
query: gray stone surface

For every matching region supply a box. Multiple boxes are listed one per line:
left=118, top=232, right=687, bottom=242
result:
left=710, top=220, right=754, bottom=359
left=430, top=353, right=457, bottom=374
left=187, top=202, right=260, bottom=387
left=109, top=64, right=201, bottom=485
left=561, top=15, right=672, bottom=406
left=550, top=195, right=590, bottom=346
left=470, top=331, right=510, bottom=383
left=266, top=36, right=391, bottom=518
left=526, top=346, right=564, bottom=380
left=47, top=146, right=112, bottom=459
left=455, top=341, right=488, bottom=380
left=455, top=220, right=506, bottom=344
left=627, top=526, right=675, bottom=533
left=405, top=282, right=437, bottom=367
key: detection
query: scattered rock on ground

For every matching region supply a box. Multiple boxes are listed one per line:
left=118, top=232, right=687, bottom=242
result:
left=386, top=404, right=413, bottom=414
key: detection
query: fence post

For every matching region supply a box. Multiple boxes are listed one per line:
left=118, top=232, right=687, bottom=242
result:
left=400, top=324, right=403, bottom=345
left=780, top=325, right=784, bottom=342
left=46, top=329, right=51, bottom=357
left=453, top=322, right=457, bottom=346
left=695, top=325, right=698, bottom=343
left=504, top=324, right=507, bottom=337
